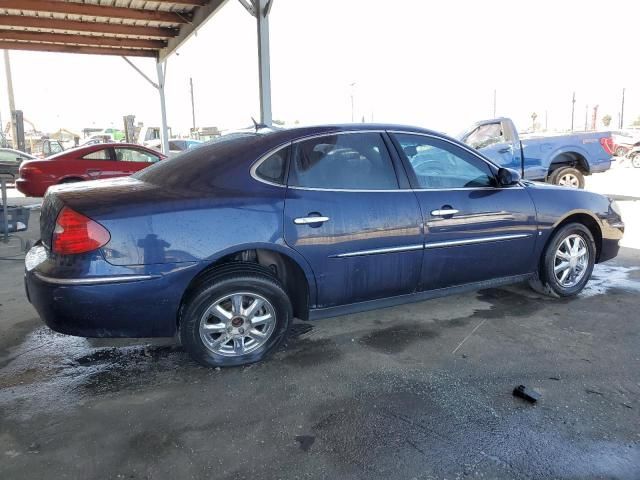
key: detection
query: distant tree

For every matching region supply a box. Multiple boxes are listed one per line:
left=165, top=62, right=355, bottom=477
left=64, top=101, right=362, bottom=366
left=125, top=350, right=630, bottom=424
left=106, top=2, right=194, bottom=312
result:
left=602, top=114, right=612, bottom=127
left=531, top=112, right=538, bottom=131
left=633, top=116, right=640, bottom=127
left=294, top=120, right=300, bottom=125
left=272, top=119, right=285, bottom=126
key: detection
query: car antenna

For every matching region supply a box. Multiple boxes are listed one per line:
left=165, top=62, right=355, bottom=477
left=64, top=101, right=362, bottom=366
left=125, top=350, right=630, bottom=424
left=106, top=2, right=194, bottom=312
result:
left=251, top=117, right=268, bottom=132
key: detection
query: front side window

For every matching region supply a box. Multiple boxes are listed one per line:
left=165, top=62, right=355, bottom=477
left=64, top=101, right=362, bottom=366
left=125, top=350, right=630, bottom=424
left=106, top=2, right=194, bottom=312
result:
left=394, top=134, right=495, bottom=189
left=464, top=123, right=504, bottom=149
left=82, top=148, right=111, bottom=160
left=115, top=148, right=160, bottom=163
left=288, top=133, right=398, bottom=190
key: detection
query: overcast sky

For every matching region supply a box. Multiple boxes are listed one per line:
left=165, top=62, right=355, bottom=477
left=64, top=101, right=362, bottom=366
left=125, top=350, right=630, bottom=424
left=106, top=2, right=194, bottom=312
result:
left=0, top=0, right=638, bottom=136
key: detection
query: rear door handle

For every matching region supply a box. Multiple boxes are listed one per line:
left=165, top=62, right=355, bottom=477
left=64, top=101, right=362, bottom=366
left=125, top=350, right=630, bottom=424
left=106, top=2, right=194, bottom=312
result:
left=294, top=216, right=330, bottom=225
left=431, top=209, right=459, bottom=217
left=87, top=169, right=101, bottom=177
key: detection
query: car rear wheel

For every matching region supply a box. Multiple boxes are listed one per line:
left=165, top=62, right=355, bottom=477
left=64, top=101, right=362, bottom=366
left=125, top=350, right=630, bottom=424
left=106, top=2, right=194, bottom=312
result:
left=549, top=167, right=585, bottom=189
left=631, top=153, right=640, bottom=168
left=59, top=177, right=83, bottom=184
left=530, top=222, right=596, bottom=297
left=615, top=146, right=627, bottom=157
left=180, top=268, right=292, bottom=367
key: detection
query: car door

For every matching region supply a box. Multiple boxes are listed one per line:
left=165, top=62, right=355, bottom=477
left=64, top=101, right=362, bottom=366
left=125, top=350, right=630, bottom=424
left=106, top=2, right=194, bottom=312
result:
left=114, top=147, right=162, bottom=175
left=77, top=147, right=116, bottom=179
left=283, top=131, right=423, bottom=308
left=389, top=132, right=537, bottom=291
left=462, top=121, right=522, bottom=172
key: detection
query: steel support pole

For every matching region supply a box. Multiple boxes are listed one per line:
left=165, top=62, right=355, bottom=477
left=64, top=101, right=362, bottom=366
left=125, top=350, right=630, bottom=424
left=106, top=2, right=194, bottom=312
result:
left=256, top=0, right=272, bottom=126
left=3, top=50, right=17, bottom=147
left=156, top=61, right=169, bottom=155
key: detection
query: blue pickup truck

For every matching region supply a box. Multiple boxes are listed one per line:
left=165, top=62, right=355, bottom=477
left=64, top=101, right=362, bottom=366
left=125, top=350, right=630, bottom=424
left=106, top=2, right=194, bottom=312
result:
left=458, top=117, right=614, bottom=189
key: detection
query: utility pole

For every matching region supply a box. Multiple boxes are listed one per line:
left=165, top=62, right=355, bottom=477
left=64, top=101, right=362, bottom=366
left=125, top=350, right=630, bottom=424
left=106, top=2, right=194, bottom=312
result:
left=3, top=50, right=16, bottom=146
left=620, top=88, right=626, bottom=128
left=584, top=104, right=588, bottom=131
left=493, top=89, right=496, bottom=117
left=545, top=110, right=548, bottom=131
left=189, top=77, right=196, bottom=132
left=349, top=82, right=356, bottom=122
left=570, top=91, right=576, bottom=131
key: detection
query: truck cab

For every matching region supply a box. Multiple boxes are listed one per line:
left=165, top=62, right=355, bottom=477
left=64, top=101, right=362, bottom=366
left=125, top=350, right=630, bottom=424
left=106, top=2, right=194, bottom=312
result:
left=459, top=117, right=614, bottom=189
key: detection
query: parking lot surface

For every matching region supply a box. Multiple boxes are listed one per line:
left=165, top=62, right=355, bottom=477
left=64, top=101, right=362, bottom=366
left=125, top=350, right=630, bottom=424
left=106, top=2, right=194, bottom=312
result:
left=1, top=165, right=639, bottom=479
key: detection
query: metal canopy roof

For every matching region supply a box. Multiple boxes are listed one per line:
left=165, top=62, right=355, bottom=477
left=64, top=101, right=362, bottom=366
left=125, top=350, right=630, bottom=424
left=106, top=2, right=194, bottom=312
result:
left=0, top=0, right=227, bottom=60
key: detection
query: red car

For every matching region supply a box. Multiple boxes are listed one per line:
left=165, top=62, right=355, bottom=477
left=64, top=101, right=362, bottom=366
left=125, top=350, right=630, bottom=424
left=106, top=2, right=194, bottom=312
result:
left=16, top=143, right=166, bottom=197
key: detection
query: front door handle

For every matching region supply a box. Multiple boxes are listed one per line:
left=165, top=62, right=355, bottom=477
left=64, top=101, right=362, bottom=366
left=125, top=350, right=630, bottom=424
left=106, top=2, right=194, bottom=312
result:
left=87, top=169, right=101, bottom=177
left=498, top=146, right=513, bottom=154
left=294, top=216, right=330, bottom=225
left=431, top=209, right=459, bottom=217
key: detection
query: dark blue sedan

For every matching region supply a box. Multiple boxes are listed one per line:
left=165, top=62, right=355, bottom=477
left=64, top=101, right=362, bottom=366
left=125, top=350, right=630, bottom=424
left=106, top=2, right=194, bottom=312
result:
left=24, top=124, right=624, bottom=366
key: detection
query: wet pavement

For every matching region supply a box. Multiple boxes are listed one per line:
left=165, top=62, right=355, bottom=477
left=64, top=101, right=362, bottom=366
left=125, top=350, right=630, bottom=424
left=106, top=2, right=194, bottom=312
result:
left=1, top=216, right=640, bottom=479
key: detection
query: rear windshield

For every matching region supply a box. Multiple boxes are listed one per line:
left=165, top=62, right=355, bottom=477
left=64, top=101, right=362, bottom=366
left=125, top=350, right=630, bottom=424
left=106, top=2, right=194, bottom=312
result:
left=134, top=132, right=264, bottom=189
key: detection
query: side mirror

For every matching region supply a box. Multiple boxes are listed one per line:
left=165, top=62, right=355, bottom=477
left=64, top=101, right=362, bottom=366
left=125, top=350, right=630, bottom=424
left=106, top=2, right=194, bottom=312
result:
left=497, top=167, right=521, bottom=186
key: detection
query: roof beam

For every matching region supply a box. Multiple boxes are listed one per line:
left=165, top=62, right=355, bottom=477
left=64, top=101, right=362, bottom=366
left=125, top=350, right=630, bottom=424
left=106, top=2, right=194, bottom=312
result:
left=0, top=15, right=179, bottom=38
left=1, top=0, right=191, bottom=24
left=0, top=15, right=180, bottom=38
left=0, top=29, right=166, bottom=49
left=0, top=40, right=157, bottom=57
left=159, top=0, right=227, bottom=61
left=150, top=0, right=207, bottom=5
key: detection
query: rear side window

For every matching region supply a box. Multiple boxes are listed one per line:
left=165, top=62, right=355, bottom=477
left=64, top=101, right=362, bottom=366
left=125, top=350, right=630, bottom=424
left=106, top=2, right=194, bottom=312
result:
left=115, top=148, right=160, bottom=163
left=288, top=133, right=398, bottom=190
left=82, top=149, right=111, bottom=160
left=255, top=148, right=288, bottom=185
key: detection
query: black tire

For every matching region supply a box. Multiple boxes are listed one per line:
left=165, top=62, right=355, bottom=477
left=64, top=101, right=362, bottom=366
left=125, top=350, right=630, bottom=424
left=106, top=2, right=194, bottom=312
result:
left=179, top=266, right=292, bottom=367
left=631, top=154, right=640, bottom=169
left=549, top=167, right=585, bottom=189
left=531, top=222, right=596, bottom=297
left=615, top=146, right=627, bottom=157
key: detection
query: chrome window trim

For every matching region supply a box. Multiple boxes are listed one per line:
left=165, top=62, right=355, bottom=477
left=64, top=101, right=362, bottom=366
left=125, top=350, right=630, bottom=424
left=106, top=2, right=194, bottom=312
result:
left=250, top=129, right=528, bottom=191
left=34, top=272, right=158, bottom=285
left=331, top=244, right=424, bottom=258
left=424, top=233, right=531, bottom=249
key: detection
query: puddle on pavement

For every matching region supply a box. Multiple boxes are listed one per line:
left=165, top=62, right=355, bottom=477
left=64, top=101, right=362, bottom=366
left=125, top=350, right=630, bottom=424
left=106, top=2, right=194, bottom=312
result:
left=359, top=323, right=439, bottom=354
left=581, top=264, right=640, bottom=298
left=0, top=327, right=194, bottom=417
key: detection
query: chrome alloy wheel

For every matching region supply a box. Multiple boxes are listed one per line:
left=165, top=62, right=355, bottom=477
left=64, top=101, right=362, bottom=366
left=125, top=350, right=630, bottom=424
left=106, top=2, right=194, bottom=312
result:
left=558, top=172, right=580, bottom=188
left=199, top=292, right=276, bottom=357
left=553, top=234, right=589, bottom=288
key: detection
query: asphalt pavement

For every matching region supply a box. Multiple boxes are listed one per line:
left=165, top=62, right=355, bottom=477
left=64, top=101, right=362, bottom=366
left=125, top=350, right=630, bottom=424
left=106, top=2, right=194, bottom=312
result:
left=1, top=164, right=639, bottom=479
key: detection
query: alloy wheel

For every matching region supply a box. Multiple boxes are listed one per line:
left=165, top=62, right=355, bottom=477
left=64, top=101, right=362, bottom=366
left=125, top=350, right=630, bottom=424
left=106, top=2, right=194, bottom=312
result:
left=557, top=173, right=580, bottom=188
left=553, top=234, right=589, bottom=288
left=199, top=292, right=277, bottom=357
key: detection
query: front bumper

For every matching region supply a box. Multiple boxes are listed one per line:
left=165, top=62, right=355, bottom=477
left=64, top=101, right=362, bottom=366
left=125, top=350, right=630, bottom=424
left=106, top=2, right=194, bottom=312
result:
left=25, top=244, right=200, bottom=338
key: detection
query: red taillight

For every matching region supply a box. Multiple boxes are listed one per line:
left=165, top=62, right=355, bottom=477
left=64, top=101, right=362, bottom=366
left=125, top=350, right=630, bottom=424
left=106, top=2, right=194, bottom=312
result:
left=52, top=207, right=110, bottom=255
left=19, top=164, right=44, bottom=177
left=599, top=137, right=615, bottom=155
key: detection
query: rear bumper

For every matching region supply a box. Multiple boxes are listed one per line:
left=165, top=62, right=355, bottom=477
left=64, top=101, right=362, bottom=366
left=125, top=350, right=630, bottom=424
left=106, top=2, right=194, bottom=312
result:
left=15, top=179, right=48, bottom=197
left=589, top=159, right=612, bottom=174
left=24, top=244, right=201, bottom=338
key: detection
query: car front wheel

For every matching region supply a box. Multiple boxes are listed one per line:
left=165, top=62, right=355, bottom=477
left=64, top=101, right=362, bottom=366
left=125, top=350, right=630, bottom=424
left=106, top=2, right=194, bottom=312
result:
left=532, top=223, right=596, bottom=297
left=180, top=267, right=292, bottom=367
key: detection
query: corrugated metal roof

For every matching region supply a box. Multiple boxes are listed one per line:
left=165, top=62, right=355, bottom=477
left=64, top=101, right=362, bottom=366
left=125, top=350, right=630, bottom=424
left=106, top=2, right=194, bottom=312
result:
left=0, top=0, right=227, bottom=59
